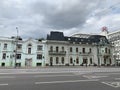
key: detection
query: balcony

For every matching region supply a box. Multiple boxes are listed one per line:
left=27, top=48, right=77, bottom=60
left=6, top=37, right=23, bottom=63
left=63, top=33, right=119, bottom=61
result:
left=79, top=52, right=92, bottom=55
left=49, top=51, right=66, bottom=55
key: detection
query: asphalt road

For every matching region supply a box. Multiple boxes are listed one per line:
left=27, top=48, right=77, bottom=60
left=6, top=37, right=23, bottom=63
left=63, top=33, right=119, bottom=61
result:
left=0, top=68, right=120, bottom=90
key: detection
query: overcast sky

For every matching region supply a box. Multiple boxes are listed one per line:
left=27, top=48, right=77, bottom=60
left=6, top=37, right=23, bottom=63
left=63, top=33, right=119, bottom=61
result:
left=0, top=0, right=120, bottom=39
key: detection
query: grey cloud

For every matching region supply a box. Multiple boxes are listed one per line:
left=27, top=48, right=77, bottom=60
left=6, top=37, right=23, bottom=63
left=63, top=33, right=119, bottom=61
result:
left=31, top=0, right=100, bottom=29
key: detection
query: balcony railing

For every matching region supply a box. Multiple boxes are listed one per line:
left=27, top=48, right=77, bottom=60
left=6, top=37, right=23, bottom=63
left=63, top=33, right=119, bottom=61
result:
left=49, top=51, right=66, bottom=55
left=79, top=52, right=92, bottom=55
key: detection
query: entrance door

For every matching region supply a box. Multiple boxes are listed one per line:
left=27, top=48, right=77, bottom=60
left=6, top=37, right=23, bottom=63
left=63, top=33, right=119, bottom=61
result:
left=25, top=58, right=32, bottom=67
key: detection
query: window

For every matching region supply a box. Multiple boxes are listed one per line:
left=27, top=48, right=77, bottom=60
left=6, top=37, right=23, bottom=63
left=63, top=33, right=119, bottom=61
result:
left=28, top=48, right=31, bottom=54
left=76, top=58, right=79, bottom=64
left=50, top=57, right=53, bottom=63
left=56, top=47, right=59, bottom=52
left=17, top=44, right=22, bottom=49
left=105, top=48, right=107, bottom=53
left=109, top=49, right=110, bottom=54
left=61, top=57, right=64, bottom=64
left=70, top=47, right=72, bottom=52
left=62, top=47, right=64, bottom=51
left=76, top=48, right=78, bottom=52
left=4, top=43, right=7, bottom=49
left=1, top=63, right=5, bottom=67
left=36, top=63, right=42, bottom=66
left=2, top=53, right=6, bottom=59
left=16, top=54, right=21, bottom=59
left=37, top=45, right=43, bottom=51
left=50, top=46, right=53, bottom=51
left=37, top=54, right=42, bottom=59
left=89, top=48, right=91, bottom=53
left=56, top=57, right=59, bottom=64
left=70, top=57, right=73, bottom=64
left=90, top=58, right=92, bottom=64
left=83, top=48, right=85, bottom=53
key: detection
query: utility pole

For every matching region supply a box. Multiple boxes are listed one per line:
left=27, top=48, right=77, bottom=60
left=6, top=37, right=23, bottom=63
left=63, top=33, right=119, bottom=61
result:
left=14, top=27, right=18, bottom=68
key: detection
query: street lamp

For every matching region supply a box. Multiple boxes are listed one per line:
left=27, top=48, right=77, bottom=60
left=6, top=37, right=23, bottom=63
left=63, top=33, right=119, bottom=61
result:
left=14, top=27, right=19, bottom=68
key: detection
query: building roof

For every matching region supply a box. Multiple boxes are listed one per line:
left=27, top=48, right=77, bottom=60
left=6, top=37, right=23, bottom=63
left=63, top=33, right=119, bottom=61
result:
left=47, top=31, right=110, bottom=44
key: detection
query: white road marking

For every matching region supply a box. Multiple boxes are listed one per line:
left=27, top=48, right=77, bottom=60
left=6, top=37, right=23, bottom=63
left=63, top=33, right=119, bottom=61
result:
left=115, top=78, right=120, bottom=80
left=102, top=82, right=120, bottom=88
left=0, top=84, right=8, bottom=86
left=0, top=76, right=15, bottom=79
left=83, top=75, right=107, bottom=79
left=34, top=74, right=78, bottom=77
left=35, top=79, right=99, bottom=85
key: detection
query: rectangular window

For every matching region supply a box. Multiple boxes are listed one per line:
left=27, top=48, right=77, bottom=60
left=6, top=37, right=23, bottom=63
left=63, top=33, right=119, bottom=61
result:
left=83, top=48, right=85, bottom=53
left=90, top=58, right=92, bottom=64
left=28, top=48, right=31, bottom=54
left=109, top=49, right=110, bottom=54
left=16, top=54, right=21, bottom=59
left=17, top=44, right=22, bottom=50
left=76, top=48, right=78, bottom=52
left=37, top=54, right=42, bottom=59
left=56, top=47, right=59, bottom=52
left=62, top=47, right=64, bottom=51
left=56, top=57, right=59, bottom=64
left=70, top=47, right=72, bottom=52
left=89, top=48, right=91, bottom=53
left=105, top=48, right=107, bottom=53
left=4, top=43, right=7, bottom=49
left=61, top=57, right=64, bottom=64
left=37, top=45, right=43, bottom=51
left=2, top=53, right=6, bottom=59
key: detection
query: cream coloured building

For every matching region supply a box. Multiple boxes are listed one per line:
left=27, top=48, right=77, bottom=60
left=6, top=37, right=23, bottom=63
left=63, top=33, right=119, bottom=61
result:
left=45, top=31, right=114, bottom=66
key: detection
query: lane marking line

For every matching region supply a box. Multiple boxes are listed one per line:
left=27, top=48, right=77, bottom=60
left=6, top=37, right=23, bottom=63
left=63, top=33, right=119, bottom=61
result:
left=0, top=76, right=15, bottom=79
left=115, top=78, right=120, bottom=80
left=35, top=79, right=99, bottom=85
left=83, top=75, right=107, bottom=79
left=34, top=74, right=78, bottom=77
left=0, top=84, right=8, bottom=86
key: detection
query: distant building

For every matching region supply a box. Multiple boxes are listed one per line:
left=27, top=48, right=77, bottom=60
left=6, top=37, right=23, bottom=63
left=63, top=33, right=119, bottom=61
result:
left=101, top=28, right=120, bottom=66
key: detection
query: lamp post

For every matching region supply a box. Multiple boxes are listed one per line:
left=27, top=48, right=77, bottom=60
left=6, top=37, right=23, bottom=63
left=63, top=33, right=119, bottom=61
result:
left=14, top=27, right=19, bottom=68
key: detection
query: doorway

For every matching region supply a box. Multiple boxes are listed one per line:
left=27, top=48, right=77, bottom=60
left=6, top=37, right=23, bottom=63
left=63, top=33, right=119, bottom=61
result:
left=25, top=58, right=32, bottom=67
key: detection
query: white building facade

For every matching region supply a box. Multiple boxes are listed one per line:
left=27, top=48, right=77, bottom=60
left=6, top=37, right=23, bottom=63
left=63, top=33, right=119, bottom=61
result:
left=45, top=31, right=114, bottom=66
left=0, top=31, right=114, bottom=67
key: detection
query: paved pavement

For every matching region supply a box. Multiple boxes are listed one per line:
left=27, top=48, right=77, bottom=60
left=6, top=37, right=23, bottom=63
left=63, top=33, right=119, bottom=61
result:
left=0, top=67, right=120, bottom=90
